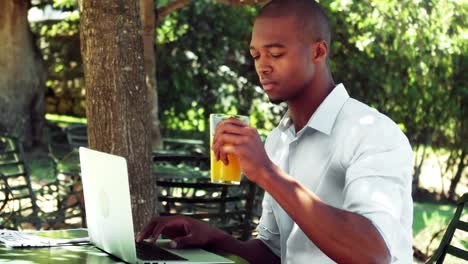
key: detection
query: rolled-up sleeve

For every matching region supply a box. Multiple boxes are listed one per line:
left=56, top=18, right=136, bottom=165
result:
left=256, top=193, right=282, bottom=257
left=342, top=122, right=414, bottom=263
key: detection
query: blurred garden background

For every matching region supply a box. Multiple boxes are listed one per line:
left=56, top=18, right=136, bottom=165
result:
left=0, top=0, right=466, bottom=263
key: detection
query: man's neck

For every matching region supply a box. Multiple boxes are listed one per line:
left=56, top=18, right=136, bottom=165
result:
left=288, top=75, right=335, bottom=133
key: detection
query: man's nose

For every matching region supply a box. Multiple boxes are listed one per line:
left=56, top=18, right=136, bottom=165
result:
left=255, top=60, right=272, bottom=76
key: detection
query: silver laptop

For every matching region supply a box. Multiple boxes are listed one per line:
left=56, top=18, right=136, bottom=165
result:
left=79, top=147, right=234, bottom=264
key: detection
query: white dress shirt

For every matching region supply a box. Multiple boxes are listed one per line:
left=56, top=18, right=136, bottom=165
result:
left=256, top=84, right=413, bottom=263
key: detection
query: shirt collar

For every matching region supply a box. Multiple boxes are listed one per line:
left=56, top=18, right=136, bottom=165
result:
left=278, top=83, right=350, bottom=135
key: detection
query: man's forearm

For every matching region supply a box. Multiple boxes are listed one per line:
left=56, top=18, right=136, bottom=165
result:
left=257, top=164, right=390, bottom=264
left=207, top=231, right=280, bottom=264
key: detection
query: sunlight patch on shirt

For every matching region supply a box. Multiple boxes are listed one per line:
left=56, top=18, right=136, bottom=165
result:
left=359, top=115, right=376, bottom=125
left=371, top=191, right=393, bottom=212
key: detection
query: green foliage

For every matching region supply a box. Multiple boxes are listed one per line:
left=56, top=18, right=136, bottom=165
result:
left=156, top=0, right=172, bottom=8
left=30, top=0, right=466, bottom=152
left=31, top=0, right=83, bottom=116
left=318, top=1, right=467, bottom=197
left=156, top=0, right=285, bottom=138
left=52, top=0, right=76, bottom=9
left=322, top=0, right=467, bottom=152
left=155, top=0, right=467, bottom=149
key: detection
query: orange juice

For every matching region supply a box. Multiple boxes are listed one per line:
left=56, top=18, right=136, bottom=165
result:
left=210, top=144, right=242, bottom=184
left=210, top=114, right=249, bottom=184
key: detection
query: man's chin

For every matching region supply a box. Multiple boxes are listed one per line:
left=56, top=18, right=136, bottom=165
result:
left=268, top=97, right=284, bottom=105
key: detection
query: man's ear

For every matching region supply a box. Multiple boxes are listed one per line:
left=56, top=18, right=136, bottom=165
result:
left=311, top=40, right=328, bottom=64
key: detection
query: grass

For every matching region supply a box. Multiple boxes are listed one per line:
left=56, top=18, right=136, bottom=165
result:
left=413, top=202, right=468, bottom=263
left=45, top=113, right=86, bottom=125
left=413, top=202, right=455, bottom=255
left=413, top=203, right=455, bottom=236
left=25, top=153, right=56, bottom=181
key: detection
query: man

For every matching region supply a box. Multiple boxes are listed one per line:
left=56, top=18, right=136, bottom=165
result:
left=137, top=1, right=413, bottom=263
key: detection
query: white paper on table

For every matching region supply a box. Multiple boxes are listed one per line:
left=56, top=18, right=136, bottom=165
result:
left=0, top=229, right=90, bottom=248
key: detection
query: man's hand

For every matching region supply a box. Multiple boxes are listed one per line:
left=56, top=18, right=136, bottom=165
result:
left=212, top=118, right=273, bottom=184
left=135, top=216, right=224, bottom=249
left=136, top=216, right=280, bottom=263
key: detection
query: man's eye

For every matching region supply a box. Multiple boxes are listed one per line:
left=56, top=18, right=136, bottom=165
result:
left=251, top=55, right=260, bottom=60
left=271, top=53, right=283, bottom=58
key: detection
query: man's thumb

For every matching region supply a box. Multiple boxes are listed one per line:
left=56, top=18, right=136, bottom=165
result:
left=170, top=234, right=193, bottom=249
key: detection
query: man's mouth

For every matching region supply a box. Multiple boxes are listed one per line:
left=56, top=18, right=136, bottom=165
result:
left=261, top=80, right=276, bottom=91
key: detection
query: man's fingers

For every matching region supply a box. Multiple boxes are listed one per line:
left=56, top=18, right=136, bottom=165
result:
left=213, top=134, right=245, bottom=149
left=212, top=133, right=249, bottom=160
left=212, top=119, right=252, bottom=163
left=171, top=233, right=194, bottom=249
left=213, top=122, right=248, bottom=145
left=220, top=145, right=236, bottom=165
left=213, top=133, right=245, bottom=162
left=221, top=151, right=228, bottom=165
left=149, top=221, right=169, bottom=243
left=136, top=220, right=157, bottom=242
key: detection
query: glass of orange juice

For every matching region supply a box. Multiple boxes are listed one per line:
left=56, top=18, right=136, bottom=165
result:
left=210, top=114, right=249, bottom=185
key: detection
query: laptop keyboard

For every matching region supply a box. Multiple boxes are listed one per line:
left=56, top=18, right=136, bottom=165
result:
left=136, top=241, right=187, bottom=261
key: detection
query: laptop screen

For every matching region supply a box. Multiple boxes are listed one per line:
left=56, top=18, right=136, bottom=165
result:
left=79, top=147, right=234, bottom=264
left=80, top=147, right=138, bottom=263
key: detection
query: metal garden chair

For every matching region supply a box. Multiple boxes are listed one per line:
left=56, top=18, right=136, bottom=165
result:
left=426, top=193, right=468, bottom=263
left=0, top=135, right=41, bottom=230
left=47, top=124, right=85, bottom=226
left=153, top=153, right=258, bottom=241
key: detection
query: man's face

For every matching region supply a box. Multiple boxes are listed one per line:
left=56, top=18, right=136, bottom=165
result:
left=250, top=15, right=315, bottom=104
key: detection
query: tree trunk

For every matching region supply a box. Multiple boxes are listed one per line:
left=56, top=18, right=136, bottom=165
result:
left=140, top=0, right=162, bottom=149
left=412, top=144, right=427, bottom=195
left=412, top=131, right=433, bottom=195
left=0, top=0, right=45, bottom=149
left=79, top=0, right=157, bottom=233
left=448, top=149, right=466, bottom=201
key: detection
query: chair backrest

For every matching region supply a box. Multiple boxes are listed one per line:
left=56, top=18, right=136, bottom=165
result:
left=161, top=138, right=206, bottom=156
left=157, top=180, right=257, bottom=240
left=0, top=135, right=41, bottom=230
left=153, top=151, right=209, bottom=171
left=47, top=123, right=73, bottom=162
left=426, top=193, right=468, bottom=263
left=46, top=124, right=85, bottom=226
left=65, top=124, right=88, bottom=149
left=153, top=153, right=257, bottom=240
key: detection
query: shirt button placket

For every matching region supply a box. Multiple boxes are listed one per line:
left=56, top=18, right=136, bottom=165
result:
left=288, top=140, right=298, bottom=177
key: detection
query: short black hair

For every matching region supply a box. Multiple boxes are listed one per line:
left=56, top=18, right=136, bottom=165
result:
left=257, top=0, right=331, bottom=49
